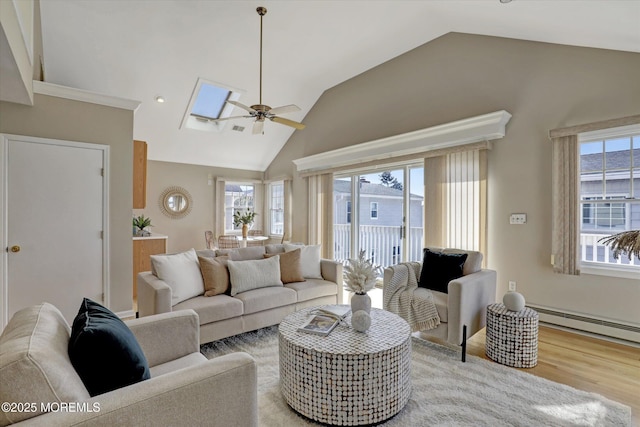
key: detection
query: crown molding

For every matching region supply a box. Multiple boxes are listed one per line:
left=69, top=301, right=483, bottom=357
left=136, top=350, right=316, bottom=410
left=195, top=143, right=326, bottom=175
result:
left=33, top=81, right=141, bottom=111
left=293, top=110, right=512, bottom=174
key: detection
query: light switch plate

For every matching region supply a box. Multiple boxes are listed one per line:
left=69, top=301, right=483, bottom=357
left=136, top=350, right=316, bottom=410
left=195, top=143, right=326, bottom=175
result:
left=510, top=213, right=527, bottom=224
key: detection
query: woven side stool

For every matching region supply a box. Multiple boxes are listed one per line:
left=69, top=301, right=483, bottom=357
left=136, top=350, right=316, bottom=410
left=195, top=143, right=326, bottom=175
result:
left=485, top=303, right=539, bottom=368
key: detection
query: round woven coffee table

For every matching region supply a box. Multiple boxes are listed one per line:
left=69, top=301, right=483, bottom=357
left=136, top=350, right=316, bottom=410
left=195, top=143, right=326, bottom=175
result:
left=279, top=306, right=411, bottom=426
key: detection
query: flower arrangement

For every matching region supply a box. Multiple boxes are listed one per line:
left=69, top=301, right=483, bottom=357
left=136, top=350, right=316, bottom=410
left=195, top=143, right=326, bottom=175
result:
left=233, top=208, right=257, bottom=227
left=343, top=249, right=381, bottom=295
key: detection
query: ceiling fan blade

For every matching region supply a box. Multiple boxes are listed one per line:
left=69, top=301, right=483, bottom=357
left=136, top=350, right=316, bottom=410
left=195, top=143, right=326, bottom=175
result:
left=268, top=104, right=301, bottom=115
left=271, top=116, right=306, bottom=130
left=226, top=100, right=256, bottom=113
left=253, top=120, right=265, bottom=135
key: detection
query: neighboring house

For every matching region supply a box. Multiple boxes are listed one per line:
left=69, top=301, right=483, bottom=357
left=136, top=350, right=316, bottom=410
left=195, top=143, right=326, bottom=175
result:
left=333, top=179, right=423, bottom=266
left=580, top=148, right=640, bottom=233
left=580, top=147, right=639, bottom=265
left=333, top=179, right=423, bottom=227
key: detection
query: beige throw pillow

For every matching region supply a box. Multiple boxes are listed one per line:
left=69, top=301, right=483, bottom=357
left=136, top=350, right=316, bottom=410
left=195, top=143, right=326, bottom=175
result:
left=227, top=256, right=283, bottom=296
left=198, top=256, right=230, bottom=296
left=264, top=248, right=305, bottom=284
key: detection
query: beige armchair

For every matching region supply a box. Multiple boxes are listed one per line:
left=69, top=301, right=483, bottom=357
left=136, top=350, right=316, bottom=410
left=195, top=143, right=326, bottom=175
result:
left=0, top=304, right=258, bottom=426
left=383, top=248, right=496, bottom=359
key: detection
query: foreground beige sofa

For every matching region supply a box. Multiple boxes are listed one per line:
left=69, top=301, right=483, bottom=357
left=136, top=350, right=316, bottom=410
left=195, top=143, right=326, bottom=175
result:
left=0, top=303, right=257, bottom=426
left=138, top=244, right=343, bottom=345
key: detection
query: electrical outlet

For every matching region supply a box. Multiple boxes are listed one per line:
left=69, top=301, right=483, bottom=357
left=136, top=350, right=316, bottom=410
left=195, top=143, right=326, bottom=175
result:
left=509, top=213, right=527, bottom=225
left=508, top=281, right=517, bottom=291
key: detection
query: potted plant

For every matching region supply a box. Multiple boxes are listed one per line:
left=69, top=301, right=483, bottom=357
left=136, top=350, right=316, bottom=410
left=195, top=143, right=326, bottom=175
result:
left=343, top=249, right=381, bottom=314
left=233, top=209, right=257, bottom=239
left=133, top=215, right=152, bottom=236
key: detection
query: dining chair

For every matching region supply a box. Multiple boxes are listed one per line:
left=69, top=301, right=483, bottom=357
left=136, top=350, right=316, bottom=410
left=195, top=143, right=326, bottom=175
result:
left=204, top=230, right=215, bottom=250
left=247, top=229, right=264, bottom=247
left=218, top=235, right=239, bottom=249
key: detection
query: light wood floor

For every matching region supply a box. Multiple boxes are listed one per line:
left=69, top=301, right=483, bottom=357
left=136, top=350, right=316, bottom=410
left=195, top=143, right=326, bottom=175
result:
left=458, top=326, right=640, bottom=425
left=367, top=288, right=640, bottom=423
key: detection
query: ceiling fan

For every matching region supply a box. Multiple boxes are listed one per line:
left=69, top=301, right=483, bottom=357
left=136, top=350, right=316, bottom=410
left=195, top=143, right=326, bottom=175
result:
left=214, top=6, right=305, bottom=135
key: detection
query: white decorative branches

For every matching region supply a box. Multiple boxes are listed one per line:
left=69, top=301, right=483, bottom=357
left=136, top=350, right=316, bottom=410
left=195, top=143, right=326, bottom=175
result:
left=343, top=249, right=381, bottom=295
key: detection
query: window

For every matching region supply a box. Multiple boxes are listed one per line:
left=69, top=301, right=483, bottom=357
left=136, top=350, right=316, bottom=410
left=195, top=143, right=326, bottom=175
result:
left=181, top=78, right=243, bottom=133
left=370, top=202, right=378, bottom=219
left=579, top=127, right=639, bottom=269
left=225, top=183, right=254, bottom=232
left=269, top=182, right=284, bottom=235
left=333, top=165, right=425, bottom=269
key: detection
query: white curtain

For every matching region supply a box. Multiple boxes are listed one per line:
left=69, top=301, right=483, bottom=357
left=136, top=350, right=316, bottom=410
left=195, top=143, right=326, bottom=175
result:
left=308, top=173, right=334, bottom=259
left=424, top=150, right=487, bottom=260
left=283, top=179, right=293, bottom=241
left=551, top=135, right=580, bottom=275
left=424, top=156, right=446, bottom=248
left=214, top=178, right=226, bottom=238
left=446, top=150, right=487, bottom=254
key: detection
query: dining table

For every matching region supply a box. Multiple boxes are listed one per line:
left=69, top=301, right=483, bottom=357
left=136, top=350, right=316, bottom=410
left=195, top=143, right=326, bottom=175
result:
left=238, top=235, right=268, bottom=248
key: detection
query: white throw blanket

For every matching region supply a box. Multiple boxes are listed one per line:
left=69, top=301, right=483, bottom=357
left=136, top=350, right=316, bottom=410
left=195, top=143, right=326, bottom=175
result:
left=383, top=263, right=440, bottom=332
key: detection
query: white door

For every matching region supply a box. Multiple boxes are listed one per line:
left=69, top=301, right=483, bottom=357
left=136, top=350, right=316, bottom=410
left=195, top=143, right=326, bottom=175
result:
left=2, top=135, right=107, bottom=326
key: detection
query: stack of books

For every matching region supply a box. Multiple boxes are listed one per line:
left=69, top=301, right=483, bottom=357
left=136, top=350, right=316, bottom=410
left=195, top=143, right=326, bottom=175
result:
left=298, top=305, right=351, bottom=336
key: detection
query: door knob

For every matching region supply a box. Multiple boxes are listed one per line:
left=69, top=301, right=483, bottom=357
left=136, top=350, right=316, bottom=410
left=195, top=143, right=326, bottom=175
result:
left=10, top=245, right=20, bottom=253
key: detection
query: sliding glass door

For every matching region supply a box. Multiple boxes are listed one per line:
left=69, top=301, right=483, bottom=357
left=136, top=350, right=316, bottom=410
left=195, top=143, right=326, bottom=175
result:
left=334, top=164, right=424, bottom=271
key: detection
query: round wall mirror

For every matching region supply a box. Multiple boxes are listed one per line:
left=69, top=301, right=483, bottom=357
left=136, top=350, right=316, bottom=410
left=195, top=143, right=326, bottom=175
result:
left=159, top=186, right=193, bottom=219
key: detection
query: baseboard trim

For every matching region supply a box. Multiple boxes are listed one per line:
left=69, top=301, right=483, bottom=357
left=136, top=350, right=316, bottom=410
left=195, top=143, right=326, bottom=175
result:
left=528, top=304, right=640, bottom=345
left=540, top=322, right=640, bottom=348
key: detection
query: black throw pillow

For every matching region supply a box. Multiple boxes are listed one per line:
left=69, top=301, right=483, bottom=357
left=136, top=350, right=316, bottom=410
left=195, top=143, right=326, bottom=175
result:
left=418, top=248, right=468, bottom=294
left=68, top=298, right=150, bottom=396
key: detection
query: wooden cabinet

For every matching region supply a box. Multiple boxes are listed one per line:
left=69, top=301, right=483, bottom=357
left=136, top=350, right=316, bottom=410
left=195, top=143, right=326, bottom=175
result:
left=133, top=235, right=167, bottom=298
left=133, top=140, right=147, bottom=208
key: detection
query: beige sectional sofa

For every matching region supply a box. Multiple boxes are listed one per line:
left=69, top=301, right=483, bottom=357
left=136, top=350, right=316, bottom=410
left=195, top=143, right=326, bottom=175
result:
left=138, top=244, right=343, bottom=345
left=0, top=303, right=257, bottom=426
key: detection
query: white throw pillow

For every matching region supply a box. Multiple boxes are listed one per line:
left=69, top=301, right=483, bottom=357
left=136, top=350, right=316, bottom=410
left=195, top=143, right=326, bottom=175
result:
left=150, top=248, right=204, bottom=306
left=283, top=244, right=323, bottom=279
left=227, top=256, right=283, bottom=296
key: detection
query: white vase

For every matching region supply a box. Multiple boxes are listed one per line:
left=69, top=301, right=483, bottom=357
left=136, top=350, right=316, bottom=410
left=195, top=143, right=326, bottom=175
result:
left=351, top=292, right=371, bottom=314
left=503, top=291, right=526, bottom=312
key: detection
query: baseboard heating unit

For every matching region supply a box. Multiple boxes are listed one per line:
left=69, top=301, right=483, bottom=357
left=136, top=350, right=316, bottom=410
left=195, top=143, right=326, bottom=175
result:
left=527, top=304, right=640, bottom=345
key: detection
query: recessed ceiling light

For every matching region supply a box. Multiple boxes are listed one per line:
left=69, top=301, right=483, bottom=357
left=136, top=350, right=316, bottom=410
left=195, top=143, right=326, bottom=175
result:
left=500, top=0, right=513, bottom=3
left=155, top=96, right=165, bottom=103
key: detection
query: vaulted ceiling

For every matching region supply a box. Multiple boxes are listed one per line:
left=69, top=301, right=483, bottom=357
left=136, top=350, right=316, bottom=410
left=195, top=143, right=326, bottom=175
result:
left=38, top=1, right=640, bottom=171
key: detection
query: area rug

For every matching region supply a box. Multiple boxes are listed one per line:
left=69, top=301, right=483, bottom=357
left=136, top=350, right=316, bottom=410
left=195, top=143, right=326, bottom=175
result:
left=201, top=326, right=632, bottom=426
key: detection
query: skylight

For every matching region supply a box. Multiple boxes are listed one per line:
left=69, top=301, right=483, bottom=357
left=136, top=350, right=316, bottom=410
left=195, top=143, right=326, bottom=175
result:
left=181, top=78, right=244, bottom=133
left=192, top=83, right=230, bottom=120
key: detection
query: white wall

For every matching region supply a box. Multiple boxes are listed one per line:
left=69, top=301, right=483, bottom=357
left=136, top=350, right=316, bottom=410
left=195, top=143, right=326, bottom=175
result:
left=266, top=33, right=640, bottom=327
left=0, top=93, right=135, bottom=313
